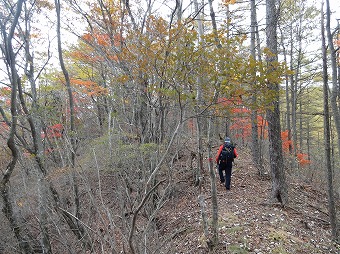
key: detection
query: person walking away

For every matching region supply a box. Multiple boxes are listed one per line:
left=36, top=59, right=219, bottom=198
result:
left=216, top=137, right=238, bottom=191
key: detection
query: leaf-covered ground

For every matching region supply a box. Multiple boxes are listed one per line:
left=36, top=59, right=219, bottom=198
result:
left=158, top=148, right=340, bottom=253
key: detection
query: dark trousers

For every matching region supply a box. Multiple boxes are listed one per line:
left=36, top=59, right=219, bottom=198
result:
left=218, top=161, right=233, bottom=190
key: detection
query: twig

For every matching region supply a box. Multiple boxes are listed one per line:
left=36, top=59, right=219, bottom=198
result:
left=151, top=227, right=188, bottom=254
left=128, top=179, right=165, bottom=254
left=285, top=205, right=330, bottom=225
left=58, top=207, right=95, bottom=232
left=308, top=204, right=329, bottom=217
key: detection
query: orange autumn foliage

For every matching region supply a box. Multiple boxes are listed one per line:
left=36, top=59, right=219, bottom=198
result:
left=217, top=97, right=243, bottom=107
left=70, top=78, right=108, bottom=96
left=229, top=104, right=267, bottom=140
left=217, top=97, right=268, bottom=141
left=296, top=153, right=311, bottom=167
left=70, top=33, right=123, bottom=63
left=223, top=0, right=237, bottom=4
left=42, top=124, right=64, bottom=139
left=230, top=114, right=267, bottom=140
left=281, top=130, right=293, bottom=153
left=82, top=33, right=123, bottom=47
left=281, top=130, right=311, bottom=166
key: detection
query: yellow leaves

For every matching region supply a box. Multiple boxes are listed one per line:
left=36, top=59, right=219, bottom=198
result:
left=30, top=33, right=40, bottom=39
left=116, top=74, right=129, bottom=83
left=17, top=200, right=24, bottom=207
left=251, top=48, right=291, bottom=86
left=223, top=0, right=237, bottom=5
left=145, top=15, right=168, bottom=37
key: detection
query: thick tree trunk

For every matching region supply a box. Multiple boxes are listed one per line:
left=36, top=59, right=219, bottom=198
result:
left=266, top=0, right=288, bottom=206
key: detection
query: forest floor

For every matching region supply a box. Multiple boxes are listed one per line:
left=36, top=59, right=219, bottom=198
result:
left=158, top=148, right=340, bottom=254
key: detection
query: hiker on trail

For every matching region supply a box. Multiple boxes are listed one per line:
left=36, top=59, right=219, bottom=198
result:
left=216, top=137, right=238, bottom=191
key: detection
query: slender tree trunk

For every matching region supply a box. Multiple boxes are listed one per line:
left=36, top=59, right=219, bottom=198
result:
left=250, top=0, right=264, bottom=176
left=295, top=6, right=303, bottom=156
left=0, top=1, right=36, bottom=253
left=298, top=90, right=303, bottom=152
left=193, top=0, right=213, bottom=247
left=193, top=0, right=204, bottom=187
left=55, top=0, right=76, bottom=165
left=266, top=0, right=288, bottom=206
left=22, top=9, right=51, bottom=252
left=279, top=27, right=293, bottom=170
left=128, top=116, right=183, bottom=253
left=207, top=115, right=219, bottom=246
left=55, top=0, right=91, bottom=249
left=289, top=25, right=298, bottom=170
left=323, top=1, right=339, bottom=241
left=207, top=0, right=224, bottom=247
left=326, top=2, right=340, bottom=154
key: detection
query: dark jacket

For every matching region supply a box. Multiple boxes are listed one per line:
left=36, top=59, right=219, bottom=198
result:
left=215, top=143, right=238, bottom=164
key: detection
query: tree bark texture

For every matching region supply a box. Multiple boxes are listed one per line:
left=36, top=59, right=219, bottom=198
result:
left=322, top=1, right=339, bottom=241
left=250, top=0, right=264, bottom=176
left=0, top=1, right=37, bottom=253
left=55, top=0, right=91, bottom=249
left=266, top=0, right=288, bottom=206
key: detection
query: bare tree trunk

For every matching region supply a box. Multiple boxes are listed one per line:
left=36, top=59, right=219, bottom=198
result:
left=294, top=29, right=303, bottom=153
left=0, top=1, right=35, bottom=253
left=289, top=24, right=298, bottom=170
left=322, top=1, right=339, bottom=241
left=55, top=0, right=91, bottom=249
left=279, top=24, right=293, bottom=169
left=21, top=8, right=51, bottom=252
left=250, top=0, right=264, bottom=176
left=193, top=0, right=213, bottom=248
left=207, top=0, right=223, bottom=247
left=266, top=0, right=288, bottom=206
left=128, top=117, right=183, bottom=253
left=195, top=115, right=204, bottom=185
left=55, top=0, right=76, bottom=166
left=1, top=1, right=53, bottom=251
left=325, top=1, right=340, bottom=155
left=193, top=0, right=204, bottom=187
left=207, top=115, right=219, bottom=246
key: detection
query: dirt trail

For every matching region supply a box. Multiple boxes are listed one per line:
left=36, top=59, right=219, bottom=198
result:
left=164, top=148, right=338, bottom=253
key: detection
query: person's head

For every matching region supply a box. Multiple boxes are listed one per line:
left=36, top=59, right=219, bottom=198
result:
left=224, top=137, right=231, bottom=144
